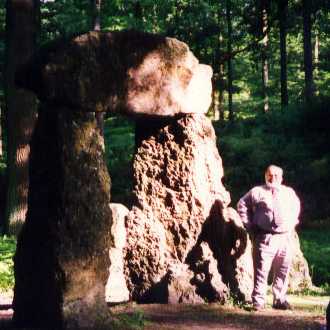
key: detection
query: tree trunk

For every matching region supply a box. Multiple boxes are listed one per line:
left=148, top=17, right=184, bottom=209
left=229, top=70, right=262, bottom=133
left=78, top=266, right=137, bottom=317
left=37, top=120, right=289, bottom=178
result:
left=314, top=28, right=319, bottom=94
left=260, top=0, right=269, bottom=112
left=91, top=0, right=101, bottom=32
left=226, top=0, right=234, bottom=121
left=219, top=63, right=225, bottom=121
left=0, top=101, right=2, bottom=158
left=91, top=0, right=104, bottom=135
left=211, top=89, right=220, bottom=121
left=302, top=0, right=314, bottom=103
left=212, top=9, right=224, bottom=122
left=3, top=0, right=39, bottom=235
left=279, top=0, right=288, bottom=108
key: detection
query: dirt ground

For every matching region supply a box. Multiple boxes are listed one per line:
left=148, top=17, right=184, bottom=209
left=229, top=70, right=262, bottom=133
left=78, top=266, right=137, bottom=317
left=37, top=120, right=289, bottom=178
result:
left=110, top=302, right=327, bottom=330
left=0, top=293, right=328, bottom=329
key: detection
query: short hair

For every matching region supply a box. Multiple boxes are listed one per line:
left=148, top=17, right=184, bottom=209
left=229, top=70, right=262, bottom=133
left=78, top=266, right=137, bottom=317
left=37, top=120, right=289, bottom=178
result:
left=265, top=164, right=283, bottom=176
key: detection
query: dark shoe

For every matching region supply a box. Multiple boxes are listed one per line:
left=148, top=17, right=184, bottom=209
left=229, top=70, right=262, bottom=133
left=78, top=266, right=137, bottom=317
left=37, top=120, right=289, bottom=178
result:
left=251, top=303, right=265, bottom=311
left=273, top=300, right=292, bottom=310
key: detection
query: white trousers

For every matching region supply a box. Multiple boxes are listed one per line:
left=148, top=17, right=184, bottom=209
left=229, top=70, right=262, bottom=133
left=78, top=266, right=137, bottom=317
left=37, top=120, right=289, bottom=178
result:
left=252, top=232, right=293, bottom=307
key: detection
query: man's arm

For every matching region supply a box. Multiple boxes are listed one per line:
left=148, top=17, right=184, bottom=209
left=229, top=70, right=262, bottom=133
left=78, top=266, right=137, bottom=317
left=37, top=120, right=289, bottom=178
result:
left=290, top=188, right=301, bottom=226
left=237, top=190, right=254, bottom=231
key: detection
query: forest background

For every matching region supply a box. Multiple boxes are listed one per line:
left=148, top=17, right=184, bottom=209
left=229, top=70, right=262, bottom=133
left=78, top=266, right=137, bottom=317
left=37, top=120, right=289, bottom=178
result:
left=0, top=0, right=329, bottom=297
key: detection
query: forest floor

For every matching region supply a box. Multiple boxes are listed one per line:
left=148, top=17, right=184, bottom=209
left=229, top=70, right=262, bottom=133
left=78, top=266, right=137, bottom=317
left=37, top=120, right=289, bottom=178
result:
left=111, top=294, right=329, bottom=330
left=0, top=291, right=328, bottom=329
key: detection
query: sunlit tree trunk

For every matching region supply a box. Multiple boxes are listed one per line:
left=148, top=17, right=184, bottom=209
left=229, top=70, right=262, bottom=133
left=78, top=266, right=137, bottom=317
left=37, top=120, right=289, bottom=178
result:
left=279, top=0, right=288, bottom=108
left=302, top=0, right=314, bottom=103
left=3, top=0, right=39, bottom=235
left=226, top=0, right=234, bottom=121
left=260, top=0, right=269, bottom=113
left=212, top=9, right=224, bottom=122
left=211, top=89, right=219, bottom=121
left=314, top=28, right=319, bottom=94
left=217, top=6, right=225, bottom=122
left=91, top=0, right=104, bottom=135
left=218, top=62, right=225, bottom=121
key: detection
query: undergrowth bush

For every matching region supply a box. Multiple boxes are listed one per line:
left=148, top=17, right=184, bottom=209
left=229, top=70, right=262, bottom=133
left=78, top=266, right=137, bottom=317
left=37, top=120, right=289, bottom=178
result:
left=299, top=228, right=330, bottom=286
left=0, top=235, right=15, bottom=290
left=104, top=116, right=135, bottom=207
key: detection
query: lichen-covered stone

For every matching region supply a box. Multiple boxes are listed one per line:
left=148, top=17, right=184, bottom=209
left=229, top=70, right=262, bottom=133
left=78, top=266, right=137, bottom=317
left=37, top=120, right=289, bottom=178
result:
left=17, top=30, right=212, bottom=117
left=13, top=108, right=112, bottom=328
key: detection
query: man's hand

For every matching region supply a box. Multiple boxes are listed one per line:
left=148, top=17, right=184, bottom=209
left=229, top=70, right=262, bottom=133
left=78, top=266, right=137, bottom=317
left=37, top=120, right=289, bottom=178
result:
left=222, top=207, right=245, bottom=229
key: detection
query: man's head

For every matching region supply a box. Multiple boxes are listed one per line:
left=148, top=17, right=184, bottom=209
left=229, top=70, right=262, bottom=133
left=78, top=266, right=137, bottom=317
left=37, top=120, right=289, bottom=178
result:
left=265, top=165, right=283, bottom=189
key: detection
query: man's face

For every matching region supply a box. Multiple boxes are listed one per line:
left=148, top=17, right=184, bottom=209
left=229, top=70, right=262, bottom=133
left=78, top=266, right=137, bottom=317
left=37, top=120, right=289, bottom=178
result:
left=265, top=167, right=283, bottom=188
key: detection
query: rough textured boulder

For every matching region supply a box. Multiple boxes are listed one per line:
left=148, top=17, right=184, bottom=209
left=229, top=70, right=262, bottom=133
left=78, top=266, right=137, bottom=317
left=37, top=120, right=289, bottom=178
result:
left=17, top=30, right=212, bottom=116
left=187, top=242, right=229, bottom=303
left=204, top=206, right=254, bottom=302
left=123, top=114, right=241, bottom=303
left=105, top=203, right=130, bottom=304
left=288, top=232, right=313, bottom=291
left=166, top=262, right=205, bottom=304
left=115, top=113, right=311, bottom=304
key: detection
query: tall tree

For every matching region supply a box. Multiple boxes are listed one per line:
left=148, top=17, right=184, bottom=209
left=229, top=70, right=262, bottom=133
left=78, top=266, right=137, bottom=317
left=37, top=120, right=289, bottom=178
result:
left=91, top=0, right=105, bottom=135
left=3, top=0, right=39, bottom=234
left=91, top=0, right=101, bottom=32
left=302, top=0, right=314, bottom=103
left=226, top=0, right=234, bottom=121
left=278, top=0, right=288, bottom=107
left=314, top=24, right=319, bottom=91
left=260, top=0, right=269, bottom=112
left=212, top=4, right=225, bottom=121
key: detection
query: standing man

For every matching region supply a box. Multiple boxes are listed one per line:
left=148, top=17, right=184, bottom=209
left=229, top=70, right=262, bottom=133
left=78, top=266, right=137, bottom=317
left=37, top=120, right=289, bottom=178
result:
left=237, top=165, right=300, bottom=311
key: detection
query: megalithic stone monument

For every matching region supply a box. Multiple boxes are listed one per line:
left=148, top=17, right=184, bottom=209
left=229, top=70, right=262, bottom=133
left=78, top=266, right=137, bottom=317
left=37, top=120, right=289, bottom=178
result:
left=14, top=30, right=312, bottom=329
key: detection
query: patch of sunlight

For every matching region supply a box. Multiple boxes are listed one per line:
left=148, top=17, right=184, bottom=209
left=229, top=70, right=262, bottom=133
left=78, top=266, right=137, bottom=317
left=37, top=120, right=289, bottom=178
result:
left=0, top=262, right=11, bottom=274
left=266, top=293, right=329, bottom=313
left=235, top=90, right=251, bottom=102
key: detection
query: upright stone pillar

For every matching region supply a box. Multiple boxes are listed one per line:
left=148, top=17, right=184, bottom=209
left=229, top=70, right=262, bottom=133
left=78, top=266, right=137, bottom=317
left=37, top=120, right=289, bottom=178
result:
left=13, top=107, right=112, bottom=328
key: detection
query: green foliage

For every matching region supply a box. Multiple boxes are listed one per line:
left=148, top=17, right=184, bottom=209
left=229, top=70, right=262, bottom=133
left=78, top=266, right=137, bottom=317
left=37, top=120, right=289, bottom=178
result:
left=0, top=235, right=15, bottom=290
left=104, top=116, right=135, bottom=207
left=40, top=0, right=91, bottom=42
left=217, top=97, right=330, bottom=221
left=299, top=228, right=330, bottom=286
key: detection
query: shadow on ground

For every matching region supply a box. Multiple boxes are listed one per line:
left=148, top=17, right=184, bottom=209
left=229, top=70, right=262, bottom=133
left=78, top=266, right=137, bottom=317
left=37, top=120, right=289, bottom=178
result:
left=111, top=303, right=326, bottom=330
left=0, top=297, right=327, bottom=330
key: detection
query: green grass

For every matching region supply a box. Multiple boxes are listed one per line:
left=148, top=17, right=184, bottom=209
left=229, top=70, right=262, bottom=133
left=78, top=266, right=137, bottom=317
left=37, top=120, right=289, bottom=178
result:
left=0, top=235, right=16, bottom=291
left=282, top=294, right=329, bottom=314
left=110, top=310, right=148, bottom=330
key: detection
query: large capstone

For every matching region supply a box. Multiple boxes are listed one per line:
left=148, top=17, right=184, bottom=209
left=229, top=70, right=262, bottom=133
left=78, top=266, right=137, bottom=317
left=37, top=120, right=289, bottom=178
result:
left=17, top=30, right=212, bottom=117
